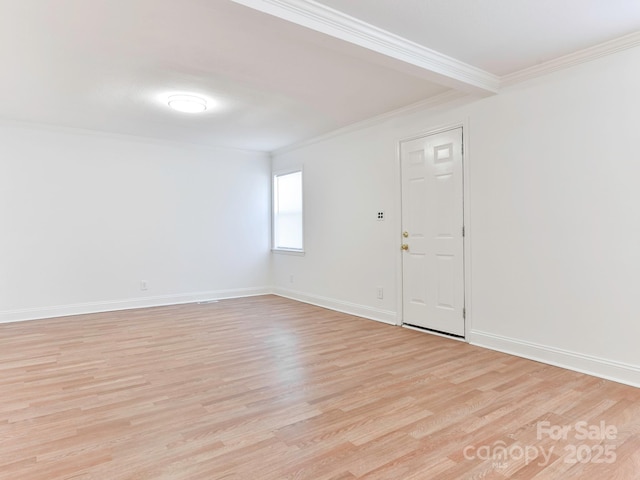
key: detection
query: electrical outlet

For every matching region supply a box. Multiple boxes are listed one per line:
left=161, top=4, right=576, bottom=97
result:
left=289, top=275, right=294, bottom=283
left=140, top=280, right=148, bottom=291
left=377, top=287, right=383, bottom=299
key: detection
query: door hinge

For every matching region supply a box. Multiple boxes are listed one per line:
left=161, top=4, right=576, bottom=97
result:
left=463, top=307, right=466, bottom=320
left=461, top=142, right=464, bottom=155
left=462, top=225, right=465, bottom=237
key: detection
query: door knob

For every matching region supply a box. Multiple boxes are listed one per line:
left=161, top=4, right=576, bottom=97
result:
left=402, top=231, right=409, bottom=238
left=401, top=244, right=409, bottom=251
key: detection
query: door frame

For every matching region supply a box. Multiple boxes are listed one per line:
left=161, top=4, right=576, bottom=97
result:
left=395, top=120, right=472, bottom=340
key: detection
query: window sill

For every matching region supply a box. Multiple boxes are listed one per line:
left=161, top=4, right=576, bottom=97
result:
left=272, top=249, right=305, bottom=256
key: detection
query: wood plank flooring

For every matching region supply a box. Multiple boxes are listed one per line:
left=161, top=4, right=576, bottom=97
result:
left=0, top=295, right=638, bottom=479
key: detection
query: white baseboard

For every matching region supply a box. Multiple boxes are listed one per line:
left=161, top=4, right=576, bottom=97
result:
left=0, top=287, right=272, bottom=323
left=469, top=330, right=640, bottom=388
left=273, top=287, right=398, bottom=325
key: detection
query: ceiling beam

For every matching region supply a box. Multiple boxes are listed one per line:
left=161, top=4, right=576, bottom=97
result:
left=230, top=0, right=500, bottom=95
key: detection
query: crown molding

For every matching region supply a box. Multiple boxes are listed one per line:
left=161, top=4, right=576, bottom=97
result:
left=233, top=0, right=640, bottom=95
left=0, top=117, right=270, bottom=156
left=501, top=30, right=640, bottom=87
left=236, top=0, right=640, bottom=154
left=272, top=89, right=470, bottom=155
left=230, top=0, right=500, bottom=94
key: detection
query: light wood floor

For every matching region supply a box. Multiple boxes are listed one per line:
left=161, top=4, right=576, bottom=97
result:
left=1, top=295, right=639, bottom=479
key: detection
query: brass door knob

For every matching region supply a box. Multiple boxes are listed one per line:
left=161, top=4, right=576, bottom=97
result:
left=402, top=231, right=409, bottom=238
left=401, top=244, right=409, bottom=251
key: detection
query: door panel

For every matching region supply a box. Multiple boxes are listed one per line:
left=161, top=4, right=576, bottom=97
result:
left=401, top=128, right=464, bottom=336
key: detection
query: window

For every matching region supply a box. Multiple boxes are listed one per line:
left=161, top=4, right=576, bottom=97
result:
left=273, top=170, right=303, bottom=251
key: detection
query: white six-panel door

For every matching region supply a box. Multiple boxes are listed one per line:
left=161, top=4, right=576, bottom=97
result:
left=400, top=127, right=465, bottom=336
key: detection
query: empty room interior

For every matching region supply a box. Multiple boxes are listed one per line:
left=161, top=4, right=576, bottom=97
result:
left=2, top=1, right=640, bottom=479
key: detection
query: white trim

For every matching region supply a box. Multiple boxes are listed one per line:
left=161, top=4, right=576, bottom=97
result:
left=272, top=168, right=305, bottom=252
left=0, top=117, right=269, bottom=156
left=398, top=121, right=466, bottom=144
left=230, top=0, right=499, bottom=94
left=0, top=287, right=272, bottom=324
left=271, top=248, right=305, bottom=256
left=469, top=330, right=640, bottom=389
left=234, top=0, right=640, bottom=97
left=273, top=287, right=397, bottom=325
left=461, top=119, right=473, bottom=338
left=274, top=90, right=469, bottom=156
left=501, top=31, right=640, bottom=87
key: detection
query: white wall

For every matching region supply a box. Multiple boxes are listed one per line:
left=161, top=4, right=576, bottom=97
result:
left=272, top=125, right=400, bottom=323
left=272, top=45, right=640, bottom=386
left=1, top=123, right=272, bottom=322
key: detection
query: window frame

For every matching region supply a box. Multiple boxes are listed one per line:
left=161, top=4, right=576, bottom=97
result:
left=272, top=167, right=304, bottom=254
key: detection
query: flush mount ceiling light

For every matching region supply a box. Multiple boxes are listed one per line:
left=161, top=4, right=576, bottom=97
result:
left=167, top=94, right=207, bottom=113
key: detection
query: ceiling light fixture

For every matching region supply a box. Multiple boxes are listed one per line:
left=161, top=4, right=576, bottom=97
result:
left=167, top=94, right=207, bottom=113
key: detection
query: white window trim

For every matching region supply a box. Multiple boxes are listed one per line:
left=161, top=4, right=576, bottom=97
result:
left=272, top=167, right=304, bottom=254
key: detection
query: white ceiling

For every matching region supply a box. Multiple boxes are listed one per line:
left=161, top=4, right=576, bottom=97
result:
left=316, top=0, right=640, bottom=76
left=1, top=0, right=639, bottom=152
